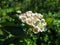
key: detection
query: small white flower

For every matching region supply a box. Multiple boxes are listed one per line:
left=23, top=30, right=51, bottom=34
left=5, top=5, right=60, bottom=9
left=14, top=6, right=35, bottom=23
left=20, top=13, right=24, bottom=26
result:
left=26, top=18, right=33, bottom=26
left=26, top=11, right=32, bottom=17
left=19, top=15, right=27, bottom=22
left=33, top=26, right=40, bottom=34
left=27, top=14, right=32, bottom=17
left=26, top=11, right=32, bottom=14
left=33, top=13, right=43, bottom=19
left=38, top=14, right=43, bottom=19
left=41, top=19, right=45, bottom=23
left=22, top=13, right=27, bottom=17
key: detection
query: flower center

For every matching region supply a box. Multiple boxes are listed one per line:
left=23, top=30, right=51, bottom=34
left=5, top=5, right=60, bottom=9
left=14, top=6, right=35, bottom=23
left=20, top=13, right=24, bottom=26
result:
left=34, top=28, right=38, bottom=32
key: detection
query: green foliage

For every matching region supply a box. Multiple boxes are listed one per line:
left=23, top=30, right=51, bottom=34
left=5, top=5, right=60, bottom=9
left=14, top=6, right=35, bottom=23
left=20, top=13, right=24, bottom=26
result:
left=0, top=0, right=60, bottom=45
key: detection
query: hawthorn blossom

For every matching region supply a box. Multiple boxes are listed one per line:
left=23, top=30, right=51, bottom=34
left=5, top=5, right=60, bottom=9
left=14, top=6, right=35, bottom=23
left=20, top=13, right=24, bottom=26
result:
left=19, top=15, right=27, bottom=22
left=38, top=14, right=43, bottom=19
left=26, top=18, right=33, bottom=26
left=18, top=11, right=47, bottom=34
left=26, top=11, right=32, bottom=17
left=33, top=26, right=40, bottom=34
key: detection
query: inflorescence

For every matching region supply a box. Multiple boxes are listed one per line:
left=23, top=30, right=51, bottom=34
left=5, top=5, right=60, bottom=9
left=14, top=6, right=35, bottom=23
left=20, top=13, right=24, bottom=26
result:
left=18, top=11, right=47, bottom=34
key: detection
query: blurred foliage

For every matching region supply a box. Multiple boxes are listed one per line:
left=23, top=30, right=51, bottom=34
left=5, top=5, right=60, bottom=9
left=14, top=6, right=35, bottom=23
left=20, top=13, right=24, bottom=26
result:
left=0, top=0, right=60, bottom=45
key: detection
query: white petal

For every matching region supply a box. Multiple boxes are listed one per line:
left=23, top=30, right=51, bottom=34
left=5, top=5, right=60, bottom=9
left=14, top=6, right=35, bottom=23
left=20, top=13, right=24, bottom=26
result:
left=39, top=28, right=45, bottom=32
left=41, top=19, right=45, bottom=22
left=19, top=15, right=22, bottom=19
left=38, top=14, right=43, bottom=19
left=27, top=11, right=32, bottom=13
left=19, top=15, right=27, bottom=22
left=26, top=18, right=33, bottom=25
left=32, top=13, right=35, bottom=16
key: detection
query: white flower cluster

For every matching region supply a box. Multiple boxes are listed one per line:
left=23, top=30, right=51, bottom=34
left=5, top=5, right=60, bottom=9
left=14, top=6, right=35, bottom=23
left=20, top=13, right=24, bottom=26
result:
left=19, top=11, right=47, bottom=34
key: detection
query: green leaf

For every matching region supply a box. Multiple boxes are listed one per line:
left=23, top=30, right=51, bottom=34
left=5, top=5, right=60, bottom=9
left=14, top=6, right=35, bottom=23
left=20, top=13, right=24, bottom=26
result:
left=0, top=30, right=4, bottom=35
left=9, top=43, right=14, bottom=45
left=45, top=18, right=54, bottom=25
